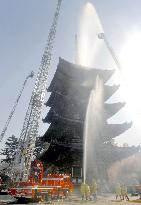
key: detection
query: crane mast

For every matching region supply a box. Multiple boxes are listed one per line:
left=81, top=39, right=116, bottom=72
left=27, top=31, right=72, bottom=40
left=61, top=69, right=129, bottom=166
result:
left=13, top=0, right=63, bottom=181
left=0, top=71, right=34, bottom=142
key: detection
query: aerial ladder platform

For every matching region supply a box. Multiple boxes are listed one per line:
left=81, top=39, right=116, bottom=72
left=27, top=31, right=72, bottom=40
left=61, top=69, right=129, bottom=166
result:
left=0, top=71, right=34, bottom=142
left=12, top=0, right=63, bottom=182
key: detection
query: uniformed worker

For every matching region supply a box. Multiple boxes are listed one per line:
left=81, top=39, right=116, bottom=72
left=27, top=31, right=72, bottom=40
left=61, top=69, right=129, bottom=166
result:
left=80, top=182, right=85, bottom=200
left=121, top=184, right=129, bottom=201
left=91, top=180, right=98, bottom=201
left=80, top=182, right=91, bottom=200
left=85, top=183, right=91, bottom=200
left=115, top=183, right=122, bottom=200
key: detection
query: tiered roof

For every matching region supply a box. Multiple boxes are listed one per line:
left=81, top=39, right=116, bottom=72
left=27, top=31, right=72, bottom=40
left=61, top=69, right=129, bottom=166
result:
left=41, top=58, right=132, bottom=167
left=43, top=58, right=131, bottom=135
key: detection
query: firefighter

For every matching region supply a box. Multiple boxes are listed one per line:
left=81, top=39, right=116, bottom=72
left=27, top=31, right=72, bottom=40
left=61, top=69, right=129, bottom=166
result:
left=85, top=183, right=91, bottom=200
left=115, top=183, right=122, bottom=200
left=121, top=184, right=129, bottom=201
left=80, top=182, right=91, bottom=200
left=90, top=179, right=98, bottom=201
left=80, top=182, right=85, bottom=200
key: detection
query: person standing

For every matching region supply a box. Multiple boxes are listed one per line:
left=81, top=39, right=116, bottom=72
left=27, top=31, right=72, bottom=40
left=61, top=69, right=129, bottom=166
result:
left=80, top=182, right=86, bottom=200
left=85, top=183, right=91, bottom=200
left=90, top=180, right=98, bottom=201
left=115, top=183, right=122, bottom=201
left=80, top=182, right=91, bottom=200
left=121, top=184, right=129, bottom=201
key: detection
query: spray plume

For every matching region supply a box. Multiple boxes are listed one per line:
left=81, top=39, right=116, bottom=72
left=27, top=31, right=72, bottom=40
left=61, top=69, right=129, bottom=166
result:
left=78, top=2, right=103, bottom=67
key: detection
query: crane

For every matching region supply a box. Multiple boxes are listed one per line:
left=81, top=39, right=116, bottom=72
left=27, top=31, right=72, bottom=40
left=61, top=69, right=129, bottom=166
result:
left=12, top=0, right=63, bottom=181
left=98, top=33, right=122, bottom=71
left=0, top=71, right=34, bottom=142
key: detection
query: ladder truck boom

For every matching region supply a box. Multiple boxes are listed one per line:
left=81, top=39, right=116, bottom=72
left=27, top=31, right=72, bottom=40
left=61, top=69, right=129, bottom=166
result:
left=0, top=71, right=34, bottom=142
left=98, top=33, right=122, bottom=71
left=13, top=0, right=63, bottom=182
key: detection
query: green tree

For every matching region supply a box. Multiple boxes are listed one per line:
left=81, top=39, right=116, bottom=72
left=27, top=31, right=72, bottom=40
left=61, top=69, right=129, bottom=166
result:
left=0, top=135, right=48, bottom=165
left=0, top=135, right=18, bottom=165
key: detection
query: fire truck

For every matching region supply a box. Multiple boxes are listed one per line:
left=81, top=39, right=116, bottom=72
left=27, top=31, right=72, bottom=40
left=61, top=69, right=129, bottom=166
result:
left=7, top=1, right=73, bottom=203
left=8, top=160, right=73, bottom=203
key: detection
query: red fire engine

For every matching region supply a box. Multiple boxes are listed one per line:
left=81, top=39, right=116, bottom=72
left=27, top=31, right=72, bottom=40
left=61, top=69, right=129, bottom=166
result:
left=8, top=160, right=73, bottom=202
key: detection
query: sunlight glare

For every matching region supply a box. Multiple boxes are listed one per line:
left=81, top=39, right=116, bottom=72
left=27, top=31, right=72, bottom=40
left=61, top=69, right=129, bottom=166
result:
left=120, top=31, right=141, bottom=121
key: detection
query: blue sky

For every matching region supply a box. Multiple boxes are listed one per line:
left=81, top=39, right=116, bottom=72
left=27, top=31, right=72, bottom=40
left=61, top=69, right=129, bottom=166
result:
left=0, top=0, right=141, bottom=148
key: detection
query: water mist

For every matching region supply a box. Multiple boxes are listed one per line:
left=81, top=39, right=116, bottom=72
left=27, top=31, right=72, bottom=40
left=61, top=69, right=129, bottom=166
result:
left=83, top=75, right=104, bottom=184
left=78, top=2, right=103, bottom=67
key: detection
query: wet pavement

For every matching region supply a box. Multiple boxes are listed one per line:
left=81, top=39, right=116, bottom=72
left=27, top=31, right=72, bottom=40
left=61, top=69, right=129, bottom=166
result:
left=0, top=194, right=141, bottom=205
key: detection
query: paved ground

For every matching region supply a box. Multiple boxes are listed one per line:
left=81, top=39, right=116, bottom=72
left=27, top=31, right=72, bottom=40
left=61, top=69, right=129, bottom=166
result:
left=0, top=194, right=141, bottom=205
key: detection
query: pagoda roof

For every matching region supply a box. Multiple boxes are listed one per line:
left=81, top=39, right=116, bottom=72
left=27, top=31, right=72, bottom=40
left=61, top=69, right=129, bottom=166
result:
left=42, top=121, right=83, bottom=143
left=44, top=120, right=83, bottom=142
left=48, top=58, right=115, bottom=93
left=46, top=84, right=119, bottom=109
left=43, top=108, right=83, bottom=125
left=102, top=122, right=132, bottom=142
left=105, top=102, right=125, bottom=119
left=44, top=101, right=125, bottom=124
left=42, top=121, right=132, bottom=144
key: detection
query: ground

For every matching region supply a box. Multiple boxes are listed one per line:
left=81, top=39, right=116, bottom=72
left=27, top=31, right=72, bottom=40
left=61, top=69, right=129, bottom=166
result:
left=0, top=194, right=141, bottom=205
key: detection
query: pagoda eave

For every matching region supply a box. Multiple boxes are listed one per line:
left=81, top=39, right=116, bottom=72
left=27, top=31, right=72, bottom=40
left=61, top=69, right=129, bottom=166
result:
left=48, top=58, right=115, bottom=93
left=105, top=102, right=126, bottom=119
left=46, top=84, right=120, bottom=111
left=102, top=122, right=132, bottom=141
